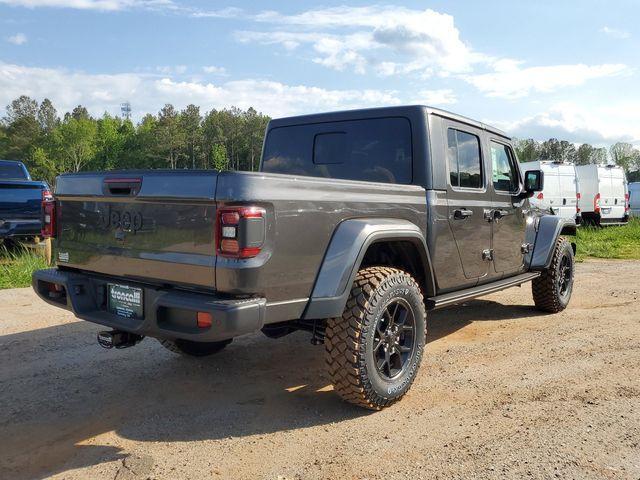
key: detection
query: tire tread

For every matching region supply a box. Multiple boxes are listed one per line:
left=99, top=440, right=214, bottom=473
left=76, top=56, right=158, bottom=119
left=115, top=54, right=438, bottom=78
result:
left=325, top=266, right=425, bottom=410
left=532, top=236, right=572, bottom=313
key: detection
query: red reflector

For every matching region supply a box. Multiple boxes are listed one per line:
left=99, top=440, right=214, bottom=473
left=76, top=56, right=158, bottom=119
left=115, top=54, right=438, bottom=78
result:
left=536, top=192, right=544, bottom=200
left=197, top=312, right=213, bottom=328
left=238, top=247, right=261, bottom=258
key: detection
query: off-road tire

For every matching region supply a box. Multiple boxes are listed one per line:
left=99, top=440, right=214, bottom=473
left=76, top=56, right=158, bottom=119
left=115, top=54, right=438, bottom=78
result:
left=325, top=267, right=426, bottom=410
left=532, top=236, right=574, bottom=313
left=159, top=338, right=231, bottom=357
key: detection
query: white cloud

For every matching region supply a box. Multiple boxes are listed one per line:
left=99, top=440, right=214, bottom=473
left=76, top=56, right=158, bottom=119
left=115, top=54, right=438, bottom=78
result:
left=7, top=32, right=27, bottom=45
left=156, top=65, right=187, bottom=75
left=189, top=7, right=243, bottom=19
left=239, top=6, right=483, bottom=77
left=236, top=5, right=632, bottom=101
left=202, top=65, right=227, bottom=75
left=461, top=62, right=629, bottom=99
left=0, top=61, right=402, bottom=119
left=498, top=103, right=640, bottom=146
left=600, top=26, right=631, bottom=39
left=0, top=0, right=176, bottom=11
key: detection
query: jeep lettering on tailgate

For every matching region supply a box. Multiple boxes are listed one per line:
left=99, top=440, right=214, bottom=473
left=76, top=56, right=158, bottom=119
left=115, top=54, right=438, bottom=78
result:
left=97, top=206, right=143, bottom=233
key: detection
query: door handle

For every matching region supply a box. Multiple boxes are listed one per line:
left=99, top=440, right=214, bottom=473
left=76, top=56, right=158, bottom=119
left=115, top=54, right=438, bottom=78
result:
left=494, top=209, right=511, bottom=219
left=453, top=208, right=473, bottom=220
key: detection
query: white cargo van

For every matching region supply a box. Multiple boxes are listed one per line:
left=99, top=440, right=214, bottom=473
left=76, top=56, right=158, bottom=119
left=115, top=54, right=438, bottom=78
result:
left=520, top=160, right=579, bottom=223
left=575, top=164, right=629, bottom=225
left=628, top=182, right=640, bottom=217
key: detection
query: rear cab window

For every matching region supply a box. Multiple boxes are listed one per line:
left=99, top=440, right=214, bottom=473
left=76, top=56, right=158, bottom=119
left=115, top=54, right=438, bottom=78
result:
left=446, top=128, right=483, bottom=189
left=0, top=163, right=28, bottom=180
left=262, top=117, right=412, bottom=184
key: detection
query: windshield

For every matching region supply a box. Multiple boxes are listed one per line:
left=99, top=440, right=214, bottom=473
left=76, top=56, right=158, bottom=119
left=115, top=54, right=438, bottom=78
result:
left=0, top=163, right=28, bottom=180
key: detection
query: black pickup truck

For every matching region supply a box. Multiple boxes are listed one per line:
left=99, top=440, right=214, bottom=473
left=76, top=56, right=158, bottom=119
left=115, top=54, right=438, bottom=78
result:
left=0, top=160, right=51, bottom=242
left=33, top=106, right=576, bottom=409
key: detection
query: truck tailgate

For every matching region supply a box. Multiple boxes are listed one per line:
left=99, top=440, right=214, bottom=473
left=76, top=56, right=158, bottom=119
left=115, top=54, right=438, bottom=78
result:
left=54, top=171, right=219, bottom=289
left=0, top=181, right=42, bottom=220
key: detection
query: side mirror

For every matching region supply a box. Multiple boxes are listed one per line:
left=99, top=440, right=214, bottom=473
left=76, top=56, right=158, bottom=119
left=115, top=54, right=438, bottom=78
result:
left=522, top=170, right=544, bottom=198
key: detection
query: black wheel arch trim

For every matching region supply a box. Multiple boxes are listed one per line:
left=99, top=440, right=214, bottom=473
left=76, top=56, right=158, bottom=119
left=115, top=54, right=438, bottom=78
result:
left=530, top=215, right=577, bottom=271
left=302, top=218, right=435, bottom=320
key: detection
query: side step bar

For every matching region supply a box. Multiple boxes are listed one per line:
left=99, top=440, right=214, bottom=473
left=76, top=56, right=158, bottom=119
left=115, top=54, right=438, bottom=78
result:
left=426, top=272, right=541, bottom=310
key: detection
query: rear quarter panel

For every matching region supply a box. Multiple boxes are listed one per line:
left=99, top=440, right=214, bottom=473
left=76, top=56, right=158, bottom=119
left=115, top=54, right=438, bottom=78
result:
left=215, top=171, right=427, bottom=309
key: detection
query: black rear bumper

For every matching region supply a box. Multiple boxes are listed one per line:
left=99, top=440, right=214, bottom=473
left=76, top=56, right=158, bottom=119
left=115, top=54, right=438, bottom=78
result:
left=32, top=268, right=266, bottom=342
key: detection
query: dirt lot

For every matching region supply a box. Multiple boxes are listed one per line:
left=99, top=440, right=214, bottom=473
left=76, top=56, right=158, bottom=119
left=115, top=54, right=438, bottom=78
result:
left=1, top=260, right=639, bottom=480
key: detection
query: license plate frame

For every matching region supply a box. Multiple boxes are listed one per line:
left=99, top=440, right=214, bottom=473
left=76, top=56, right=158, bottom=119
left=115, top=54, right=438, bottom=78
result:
left=107, top=284, right=144, bottom=319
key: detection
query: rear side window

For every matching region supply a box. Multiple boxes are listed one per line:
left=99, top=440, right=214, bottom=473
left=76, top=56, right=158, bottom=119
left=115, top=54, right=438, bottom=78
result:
left=490, top=142, right=519, bottom=193
left=0, top=163, right=27, bottom=180
left=262, top=117, right=412, bottom=184
left=447, top=129, right=483, bottom=189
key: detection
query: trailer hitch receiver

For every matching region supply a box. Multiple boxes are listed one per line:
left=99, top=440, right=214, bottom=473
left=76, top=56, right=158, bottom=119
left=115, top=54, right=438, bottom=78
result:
left=97, top=330, right=144, bottom=349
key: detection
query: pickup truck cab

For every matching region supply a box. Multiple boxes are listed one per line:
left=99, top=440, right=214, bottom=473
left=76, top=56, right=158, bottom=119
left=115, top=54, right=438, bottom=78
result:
left=33, top=106, right=576, bottom=409
left=0, top=160, right=51, bottom=242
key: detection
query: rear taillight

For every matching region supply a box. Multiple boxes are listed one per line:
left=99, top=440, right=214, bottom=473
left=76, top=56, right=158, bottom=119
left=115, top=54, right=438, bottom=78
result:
left=217, top=206, right=265, bottom=258
left=536, top=192, right=544, bottom=200
left=625, top=193, right=630, bottom=212
left=41, top=189, right=56, bottom=238
left=594, top=193, right=601, bottom=214
left=576, top=192, right=581, bottom=213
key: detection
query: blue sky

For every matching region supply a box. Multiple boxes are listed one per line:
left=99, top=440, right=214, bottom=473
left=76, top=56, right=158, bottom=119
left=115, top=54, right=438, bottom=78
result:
left=1, top=0, right=638, bottom=145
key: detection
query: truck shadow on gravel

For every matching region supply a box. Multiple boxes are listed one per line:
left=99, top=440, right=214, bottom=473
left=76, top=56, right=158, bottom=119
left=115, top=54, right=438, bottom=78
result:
left=0, top=299, right=541, bottom=479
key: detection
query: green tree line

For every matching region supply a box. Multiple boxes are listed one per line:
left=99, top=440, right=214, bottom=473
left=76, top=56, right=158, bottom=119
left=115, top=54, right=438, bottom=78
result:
left=0, top=96, right=270, bottom=185
left=2, top=95, right=640, bottom=184
left=514, top=137, right=640, bottom=181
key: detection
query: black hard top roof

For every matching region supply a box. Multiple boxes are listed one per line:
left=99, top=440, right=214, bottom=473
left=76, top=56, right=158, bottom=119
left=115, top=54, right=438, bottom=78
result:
left=268, top=105, right=510, bottom=139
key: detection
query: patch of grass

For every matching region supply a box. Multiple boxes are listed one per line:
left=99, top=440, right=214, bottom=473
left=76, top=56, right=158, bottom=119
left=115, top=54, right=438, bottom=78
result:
left=0, top=245, right=48, bottom=289
left=576, top=218, right=640, bottom=261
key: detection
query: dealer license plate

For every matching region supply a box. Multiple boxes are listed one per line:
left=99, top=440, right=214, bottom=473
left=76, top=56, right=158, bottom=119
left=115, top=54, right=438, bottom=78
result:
left=107, top=284, right=143, bottom=319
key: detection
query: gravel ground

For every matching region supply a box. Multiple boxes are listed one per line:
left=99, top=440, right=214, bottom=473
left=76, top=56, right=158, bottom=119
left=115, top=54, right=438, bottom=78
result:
left=0, top=260, right=639, bottom=480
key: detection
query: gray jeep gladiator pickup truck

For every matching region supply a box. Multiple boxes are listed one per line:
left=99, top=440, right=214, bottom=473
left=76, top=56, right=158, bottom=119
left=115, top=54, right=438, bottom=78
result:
left=33, top=106, right=576, bottom=410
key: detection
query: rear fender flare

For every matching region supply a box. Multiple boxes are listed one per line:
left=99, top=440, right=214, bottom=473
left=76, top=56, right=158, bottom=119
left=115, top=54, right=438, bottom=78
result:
left=302, top=218, right=434, bottom=319
left=530, top=215, right=577, bottom=270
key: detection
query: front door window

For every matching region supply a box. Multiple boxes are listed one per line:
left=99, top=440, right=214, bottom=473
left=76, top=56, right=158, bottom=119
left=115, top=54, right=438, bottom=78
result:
left=491, top=143, right=519, bottom=193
